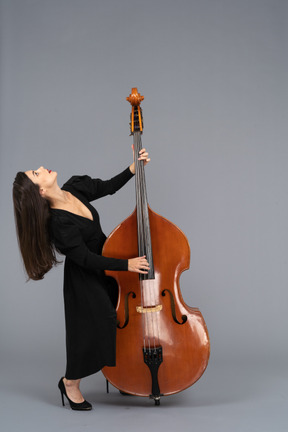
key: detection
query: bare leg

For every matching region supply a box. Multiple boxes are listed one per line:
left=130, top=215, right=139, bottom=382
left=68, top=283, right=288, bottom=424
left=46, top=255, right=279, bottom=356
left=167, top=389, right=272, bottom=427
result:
left=63, top=378, right=85, bottom=403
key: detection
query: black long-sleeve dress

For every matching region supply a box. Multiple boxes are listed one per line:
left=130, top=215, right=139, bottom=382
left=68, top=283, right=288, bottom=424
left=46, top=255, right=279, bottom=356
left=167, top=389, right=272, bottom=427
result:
left=49, top=167, right=134, bottom=379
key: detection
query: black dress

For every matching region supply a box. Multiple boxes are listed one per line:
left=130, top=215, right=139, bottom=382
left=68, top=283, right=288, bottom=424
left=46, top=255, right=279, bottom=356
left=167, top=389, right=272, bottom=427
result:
left=49, top=167, right=134, bottom=380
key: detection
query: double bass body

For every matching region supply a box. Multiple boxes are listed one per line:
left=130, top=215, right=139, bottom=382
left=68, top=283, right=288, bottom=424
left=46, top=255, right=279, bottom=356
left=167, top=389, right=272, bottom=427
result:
left=102, top=89, right=210, bottom=403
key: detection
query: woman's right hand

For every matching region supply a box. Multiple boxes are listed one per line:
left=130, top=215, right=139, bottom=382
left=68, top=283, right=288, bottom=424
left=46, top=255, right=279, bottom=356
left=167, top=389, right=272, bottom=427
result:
left=128, top=256, right=150, bottom=274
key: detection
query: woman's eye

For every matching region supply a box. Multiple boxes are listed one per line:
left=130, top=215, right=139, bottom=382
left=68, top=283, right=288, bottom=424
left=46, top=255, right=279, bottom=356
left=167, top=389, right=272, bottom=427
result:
left=34, top=171, right=39, bottom=176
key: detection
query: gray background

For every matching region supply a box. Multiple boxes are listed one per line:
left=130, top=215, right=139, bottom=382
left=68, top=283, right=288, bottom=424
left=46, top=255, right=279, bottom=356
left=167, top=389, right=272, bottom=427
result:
left=0, top=0, right=287, bottom=431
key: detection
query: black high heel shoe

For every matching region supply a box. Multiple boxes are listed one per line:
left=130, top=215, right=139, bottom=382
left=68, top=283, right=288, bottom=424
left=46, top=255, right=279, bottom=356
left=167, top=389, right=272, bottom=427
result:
left=58, top=377, right=92, bottom=411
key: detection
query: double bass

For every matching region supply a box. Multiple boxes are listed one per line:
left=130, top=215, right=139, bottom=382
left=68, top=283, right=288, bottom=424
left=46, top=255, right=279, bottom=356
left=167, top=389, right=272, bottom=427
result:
left=102, top=88, right=210, bottom=405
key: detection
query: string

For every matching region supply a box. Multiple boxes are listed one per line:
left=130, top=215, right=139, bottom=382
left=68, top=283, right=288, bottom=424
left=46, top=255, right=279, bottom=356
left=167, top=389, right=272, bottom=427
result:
left=134, top=133, right=147, bottom=349
left=134, top=129, right=161, bottom=352
left=138, top=144, right=157, bottom=350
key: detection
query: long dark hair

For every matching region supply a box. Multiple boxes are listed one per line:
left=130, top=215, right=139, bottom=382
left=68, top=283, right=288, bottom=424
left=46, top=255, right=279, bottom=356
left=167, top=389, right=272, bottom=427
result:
left=13, top=172, right=59, bottom=281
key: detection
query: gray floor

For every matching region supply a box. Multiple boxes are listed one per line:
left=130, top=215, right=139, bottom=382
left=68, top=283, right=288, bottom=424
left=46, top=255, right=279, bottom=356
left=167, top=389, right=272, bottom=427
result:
left=1, top=354, right=287, bottom=432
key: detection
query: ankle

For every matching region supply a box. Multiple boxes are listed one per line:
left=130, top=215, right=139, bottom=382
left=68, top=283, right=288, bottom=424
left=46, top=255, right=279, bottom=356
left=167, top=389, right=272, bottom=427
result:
left=63, top=378, right=81, bottom=388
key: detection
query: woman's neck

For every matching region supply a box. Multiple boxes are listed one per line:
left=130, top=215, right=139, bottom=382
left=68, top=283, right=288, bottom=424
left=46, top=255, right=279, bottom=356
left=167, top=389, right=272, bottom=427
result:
left=46, top=185, right=71, bottom=208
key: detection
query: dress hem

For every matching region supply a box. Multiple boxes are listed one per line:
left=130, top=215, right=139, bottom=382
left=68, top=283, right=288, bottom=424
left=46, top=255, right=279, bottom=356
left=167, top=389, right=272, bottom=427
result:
left=65, top=362, right=116, bottom=380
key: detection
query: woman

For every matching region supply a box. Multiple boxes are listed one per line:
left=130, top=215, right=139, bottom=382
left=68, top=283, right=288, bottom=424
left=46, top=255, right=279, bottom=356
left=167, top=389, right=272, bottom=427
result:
left=12, top=148, right=150, bottom=411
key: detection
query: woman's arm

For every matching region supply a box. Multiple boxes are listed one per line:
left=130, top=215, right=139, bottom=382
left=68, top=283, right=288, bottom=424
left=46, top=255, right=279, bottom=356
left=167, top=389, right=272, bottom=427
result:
left=62, top=148, right=150, bottom=201
left=51, top=217, right=149, bottom=274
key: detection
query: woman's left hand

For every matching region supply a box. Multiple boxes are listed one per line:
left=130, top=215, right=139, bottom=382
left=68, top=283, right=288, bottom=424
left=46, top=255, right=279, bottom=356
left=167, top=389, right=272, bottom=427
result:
left=129, top=146, right=150, bottom=175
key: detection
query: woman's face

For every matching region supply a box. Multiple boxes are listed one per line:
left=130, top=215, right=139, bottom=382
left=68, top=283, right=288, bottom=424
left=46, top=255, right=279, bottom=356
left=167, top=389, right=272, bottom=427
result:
left=25, top=166, right=57, bottom=190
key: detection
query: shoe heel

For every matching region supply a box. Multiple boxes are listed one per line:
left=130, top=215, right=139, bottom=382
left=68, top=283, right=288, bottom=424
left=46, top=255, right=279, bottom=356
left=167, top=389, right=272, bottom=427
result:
left=60, top=390, right=65, bottom=406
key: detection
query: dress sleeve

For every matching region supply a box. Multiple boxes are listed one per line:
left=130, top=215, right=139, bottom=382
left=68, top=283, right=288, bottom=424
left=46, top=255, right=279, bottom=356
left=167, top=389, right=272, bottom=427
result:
left=62, top=167, right=134, bottom=202
left=50, top=217, right=128, bottom=272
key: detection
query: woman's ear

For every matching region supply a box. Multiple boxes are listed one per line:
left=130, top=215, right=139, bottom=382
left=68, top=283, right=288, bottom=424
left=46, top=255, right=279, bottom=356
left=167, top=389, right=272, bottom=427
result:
left=39, top=188, right=46, bottom=197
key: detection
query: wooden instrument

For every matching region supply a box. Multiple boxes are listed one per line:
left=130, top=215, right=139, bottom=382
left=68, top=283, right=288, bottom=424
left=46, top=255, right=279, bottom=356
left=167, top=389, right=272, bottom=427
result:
left=102, top=88, right=210, bottom=405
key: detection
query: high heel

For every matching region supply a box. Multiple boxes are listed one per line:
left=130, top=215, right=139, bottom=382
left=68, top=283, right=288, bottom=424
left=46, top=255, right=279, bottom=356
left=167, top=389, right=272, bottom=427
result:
left=58, top=377, right=92, bottom=411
